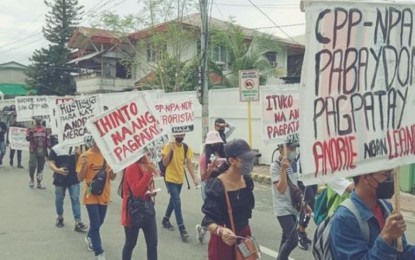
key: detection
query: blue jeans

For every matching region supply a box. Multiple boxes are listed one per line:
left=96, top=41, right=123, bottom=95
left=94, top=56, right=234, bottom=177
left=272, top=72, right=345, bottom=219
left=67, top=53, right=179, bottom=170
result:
left=164, top=182, right=184, bottom=227
left=122, top=216, right=158, bottom=260
left=0, top=141, right=5, bottom=163
left=86, top=204, right=107, bottom=256
left=55, top=184, right=81, bottom=221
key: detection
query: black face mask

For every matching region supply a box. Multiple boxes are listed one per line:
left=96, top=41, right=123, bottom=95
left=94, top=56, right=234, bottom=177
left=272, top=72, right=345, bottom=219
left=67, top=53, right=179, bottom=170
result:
left=376, top=179, right=394, bottom=199
left=218, top=129, right=225, bottom=135
left=175, top=137, right=184, bottom=143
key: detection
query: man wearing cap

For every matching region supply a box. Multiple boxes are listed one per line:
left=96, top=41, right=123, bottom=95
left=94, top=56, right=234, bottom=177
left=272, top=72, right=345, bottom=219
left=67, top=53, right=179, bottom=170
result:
left=161, top=133, right=199, bottom=242
left=214, top=118, right=236, bottom=144
left=26, top=117, right=50, bottom=189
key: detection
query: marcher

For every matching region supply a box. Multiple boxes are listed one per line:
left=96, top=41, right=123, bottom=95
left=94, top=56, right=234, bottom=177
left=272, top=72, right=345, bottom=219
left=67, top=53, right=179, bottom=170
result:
left=77, top=137, right=116, bottom=260
left=201, top=139, right=259, bottom=260
left=160, top=133, right=199, bottom=242
left=271, top=141, right=311, bottom=260
left=330, top=170, right=415, bottom=258
left=121, top=154, right=158, bottom=260
left=0, top=116, right=7, bottom=166
left=47, top=138, right=88, bottom=232
left=8, top=117, right=24, bottom=168
left=26, top=117, right=50, bottom=189
left=196, top=130, right=225, bottom=243
left=214, top=118, right=236, bottom=143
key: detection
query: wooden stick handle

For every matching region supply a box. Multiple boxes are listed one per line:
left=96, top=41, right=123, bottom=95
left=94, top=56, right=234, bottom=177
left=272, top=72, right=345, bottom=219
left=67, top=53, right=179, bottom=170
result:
left=393, top=168, right=403, bottom=252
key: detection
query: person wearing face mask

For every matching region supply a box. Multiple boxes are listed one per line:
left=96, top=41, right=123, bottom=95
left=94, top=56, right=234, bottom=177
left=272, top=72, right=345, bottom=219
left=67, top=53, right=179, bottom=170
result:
left=330, top=169, right=415, bottom=259
left=271, top=141, right=312, bottom=260
left=214, top=118, right=236, bottom=144
left=160, top=133, right=199, bottom=242
left=201, top=139, right=260, bottom=260
left=26, top=116, right=50, bottom=189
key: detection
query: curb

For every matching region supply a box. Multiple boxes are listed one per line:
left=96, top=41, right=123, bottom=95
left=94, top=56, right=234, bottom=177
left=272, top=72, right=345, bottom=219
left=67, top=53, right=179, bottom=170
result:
left=252, top=172, right=272, bottom=185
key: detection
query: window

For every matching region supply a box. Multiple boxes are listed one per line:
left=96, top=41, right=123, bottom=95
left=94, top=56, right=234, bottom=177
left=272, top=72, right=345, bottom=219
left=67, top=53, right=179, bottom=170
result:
left=146, top=42, right=167, bottom=62
left=265, top=51, right=277, bottom=67
left=212, top=44, right=227, bottom=64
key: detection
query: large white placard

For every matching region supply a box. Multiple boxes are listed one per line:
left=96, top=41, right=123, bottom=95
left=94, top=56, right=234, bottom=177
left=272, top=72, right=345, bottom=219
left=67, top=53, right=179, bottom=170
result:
left=8, top=127, right=29, bottom=151
left=300, top=1, right=415, bottom=185
left=154, top=96, right=195, bottom=134
left=56, top=95, right=102, bottom=146
left=15, top=96, right=50, bottom=122
left=261, top=85, right=300, bottom=144
left=87, top=92, right=167, bottom=173
left=49, top=96, right=74, bottom=135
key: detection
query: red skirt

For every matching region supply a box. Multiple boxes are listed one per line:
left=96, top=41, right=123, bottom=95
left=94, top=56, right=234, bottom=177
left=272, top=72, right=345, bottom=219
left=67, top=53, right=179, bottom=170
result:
left=208, top=225, right=252, bottom=260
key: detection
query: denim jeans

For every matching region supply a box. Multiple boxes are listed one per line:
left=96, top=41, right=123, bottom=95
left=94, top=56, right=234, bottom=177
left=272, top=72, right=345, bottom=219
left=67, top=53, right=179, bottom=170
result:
left=277, top=215, right=298, bottom=260
left=0, top=141, right=5, bottom=163
left=55, top=183, right=81, bottom=221
left=164, top=182, right=184, bottom=227
left=86, top=204, right=107, bottom=256
left=122, top=217, right=158, bottom=260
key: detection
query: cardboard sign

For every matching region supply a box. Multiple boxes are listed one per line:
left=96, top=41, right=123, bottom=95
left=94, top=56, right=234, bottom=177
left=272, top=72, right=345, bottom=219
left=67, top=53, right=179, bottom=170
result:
left=87, top=92, right=167, bottom=173
left=15, top=96, right=50, bottom=122
left=57, top=95, right=102, bottom=146
left=154, top=96, right=195, bottom=134
left=300, top=1, right=415, bottom=185
left=49, top=96, right=74, bottom=135
left=262, top=85, right=300, bottom=144
left=239, top=70, right=260, bottom=102
left=8, top=127, right=29, bottom=151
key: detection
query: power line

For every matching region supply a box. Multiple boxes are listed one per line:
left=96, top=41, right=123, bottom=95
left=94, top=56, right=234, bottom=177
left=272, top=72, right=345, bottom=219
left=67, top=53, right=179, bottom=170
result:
left=247, top=0, right=302, bottom=45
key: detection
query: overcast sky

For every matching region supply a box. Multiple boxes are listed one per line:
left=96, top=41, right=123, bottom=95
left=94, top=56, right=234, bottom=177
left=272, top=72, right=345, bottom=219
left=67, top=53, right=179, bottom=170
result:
left=0, top=0, right=305, bottom=65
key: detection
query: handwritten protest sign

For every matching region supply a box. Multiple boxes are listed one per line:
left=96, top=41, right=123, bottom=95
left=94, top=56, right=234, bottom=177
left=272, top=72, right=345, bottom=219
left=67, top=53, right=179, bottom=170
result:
left=15, top=96, right=50, bottom=122
left=49, top=96, right=74, bottom=135
left=262, top=85, right=300, bottom=144
left=154, top=96, right=195, bottom=134
left=300, top=1, right=415, bottom=185
left=57, top=95, right=102, bottom=146
left=87, top=92, right=167, bottom=172
left=8, top=127, right=29, bottom=151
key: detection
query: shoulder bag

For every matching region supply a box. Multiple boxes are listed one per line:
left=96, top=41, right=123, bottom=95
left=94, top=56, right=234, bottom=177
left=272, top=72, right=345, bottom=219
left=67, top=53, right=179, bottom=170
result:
left=90, top=160, right=107, bottom=195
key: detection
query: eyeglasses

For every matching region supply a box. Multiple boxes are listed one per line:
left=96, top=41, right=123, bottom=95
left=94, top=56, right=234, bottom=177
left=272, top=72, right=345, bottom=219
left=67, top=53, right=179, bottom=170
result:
left=380, top=170, right=394, bottom=180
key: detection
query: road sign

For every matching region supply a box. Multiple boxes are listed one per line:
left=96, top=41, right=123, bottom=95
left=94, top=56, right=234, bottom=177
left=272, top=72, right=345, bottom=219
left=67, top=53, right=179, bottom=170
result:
left=239, top=70, right=259, bottom=102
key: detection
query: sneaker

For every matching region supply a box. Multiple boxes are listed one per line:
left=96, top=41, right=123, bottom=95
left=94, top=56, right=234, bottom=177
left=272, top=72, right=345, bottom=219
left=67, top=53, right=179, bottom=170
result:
left=74, top=222, right=88, bottom=232
left=299, top=231, right=312, bottom=244
left=56, top=217, right=64, bottom=228
left=298, top=236, right=309, bottom=250
left=37, top=183, right=46, bottom=190
left=179, top=226, right=189, bottom=242
left=162, top=217, right=175, bottom=231
left=17, top=164, right=24, bottom=169
left=95, top=253, right=106, bottom=260
left=29, top=181, right=34, bottom=189
left=195, top=224, right=207, bottom=244
left=84, top=235, right=93, bottom=251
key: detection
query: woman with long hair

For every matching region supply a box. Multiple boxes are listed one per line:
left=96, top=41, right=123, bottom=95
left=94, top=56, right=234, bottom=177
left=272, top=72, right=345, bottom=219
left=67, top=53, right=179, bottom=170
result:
left=121, top=154, right=158, bottom=260
left=201, top=139, right=260, bottom=260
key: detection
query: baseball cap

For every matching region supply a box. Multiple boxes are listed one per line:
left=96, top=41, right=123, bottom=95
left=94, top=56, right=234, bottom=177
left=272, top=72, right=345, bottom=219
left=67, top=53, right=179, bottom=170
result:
left=205, top=130, right=223, bottom=144
left=224, top=139, right=261, bottom=160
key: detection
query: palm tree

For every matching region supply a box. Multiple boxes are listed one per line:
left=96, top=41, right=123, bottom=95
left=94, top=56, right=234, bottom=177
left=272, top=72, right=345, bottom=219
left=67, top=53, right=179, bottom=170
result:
left=210, top=22, right=280, bottom=87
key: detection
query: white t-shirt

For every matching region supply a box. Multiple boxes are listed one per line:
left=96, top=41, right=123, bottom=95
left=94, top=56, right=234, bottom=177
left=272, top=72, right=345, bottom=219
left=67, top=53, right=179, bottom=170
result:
left=271, top=161, right=299, bottom=217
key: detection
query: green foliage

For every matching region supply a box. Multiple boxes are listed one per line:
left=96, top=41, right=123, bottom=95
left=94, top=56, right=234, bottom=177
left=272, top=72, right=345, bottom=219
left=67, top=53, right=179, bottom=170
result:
left=27, top=0, right=83, bottom=95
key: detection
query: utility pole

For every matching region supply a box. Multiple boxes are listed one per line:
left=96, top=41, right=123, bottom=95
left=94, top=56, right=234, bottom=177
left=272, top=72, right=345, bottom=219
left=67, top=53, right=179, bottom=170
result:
left=199, top=0, right=209, bottom=141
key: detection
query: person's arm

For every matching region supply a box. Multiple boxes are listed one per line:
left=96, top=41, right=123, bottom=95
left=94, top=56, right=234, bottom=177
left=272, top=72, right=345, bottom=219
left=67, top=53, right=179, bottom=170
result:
left=77, top=154, right=88, bottom=182
left=47, top=149, right=68, bottom=175
left=186, top=147, right=199, bottom=186
left=25, top=128, right=33, bottom=141
left=125, top=163, right=153, bottom=198
left=162, top=143, right=174, bottom=166
left=273, top=158, right=290, bottom=193
left=225, top=123, right=236, bottom=139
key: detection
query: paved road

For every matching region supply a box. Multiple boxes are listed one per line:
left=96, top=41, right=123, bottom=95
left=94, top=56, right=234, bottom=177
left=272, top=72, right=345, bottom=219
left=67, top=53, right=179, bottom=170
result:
left=1, top=152, right=415, bottom=260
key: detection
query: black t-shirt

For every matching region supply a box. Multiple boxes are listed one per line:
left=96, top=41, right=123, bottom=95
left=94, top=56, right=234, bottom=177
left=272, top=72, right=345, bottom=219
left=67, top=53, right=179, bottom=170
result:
left=48, top=145, right=79, bottom=187
left=0, top=122, right=7, bottom=142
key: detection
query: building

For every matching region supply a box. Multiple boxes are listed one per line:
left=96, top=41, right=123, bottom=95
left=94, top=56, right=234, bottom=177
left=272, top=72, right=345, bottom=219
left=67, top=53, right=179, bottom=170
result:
left=69, top=14, right=305, bottom=94
left=0, top=62, right=33, bottom=99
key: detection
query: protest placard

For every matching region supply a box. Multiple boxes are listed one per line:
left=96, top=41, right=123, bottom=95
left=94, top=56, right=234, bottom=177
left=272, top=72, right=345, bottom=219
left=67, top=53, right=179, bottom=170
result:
left=154, top=96, right=195, bottom=134
left=261, top=85, right=300, bottom=144
left=87, top=92, right=167, bottom=173
left=15, top=96, right=50, bottom=122
left=49, top=96, right=74, bottom=135
left=300, top=1, right=415, bottom=185
left=57, top=95, right=102, bottom=146
left=8, top=127, right=29, bottom=151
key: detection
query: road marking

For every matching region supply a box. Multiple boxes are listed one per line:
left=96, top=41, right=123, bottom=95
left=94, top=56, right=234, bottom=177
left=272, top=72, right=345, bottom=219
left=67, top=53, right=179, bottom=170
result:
left=260, top=245, right=295, bottom=260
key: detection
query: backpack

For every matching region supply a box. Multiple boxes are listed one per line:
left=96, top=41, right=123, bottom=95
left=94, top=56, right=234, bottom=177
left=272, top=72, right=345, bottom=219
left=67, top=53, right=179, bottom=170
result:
left=90, top=160, right=107, bottom=196
left=312, top=199, right=390, bottom=260
left=158, top=143, right=188, bottom=177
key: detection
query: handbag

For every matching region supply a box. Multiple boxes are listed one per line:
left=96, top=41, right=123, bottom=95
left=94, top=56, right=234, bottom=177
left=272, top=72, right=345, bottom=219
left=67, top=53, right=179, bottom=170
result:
left=222, top=181, right=261, bottom=260
left=287, top=176, right=303, bottom=212
left=90, top=160, right=107, bottom=195
left=127, top=164, right=155, bottom=227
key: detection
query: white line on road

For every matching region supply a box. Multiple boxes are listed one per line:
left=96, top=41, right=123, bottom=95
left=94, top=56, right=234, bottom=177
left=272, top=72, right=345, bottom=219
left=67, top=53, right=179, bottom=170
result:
left=260, top=245, right=295, bottom=260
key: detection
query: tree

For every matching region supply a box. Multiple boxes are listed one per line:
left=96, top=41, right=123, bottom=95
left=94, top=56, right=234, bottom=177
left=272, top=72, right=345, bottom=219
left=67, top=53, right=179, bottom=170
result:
left=210, top=21, right=280, bottom=87
left=26, top=0, right=83, bottom=95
